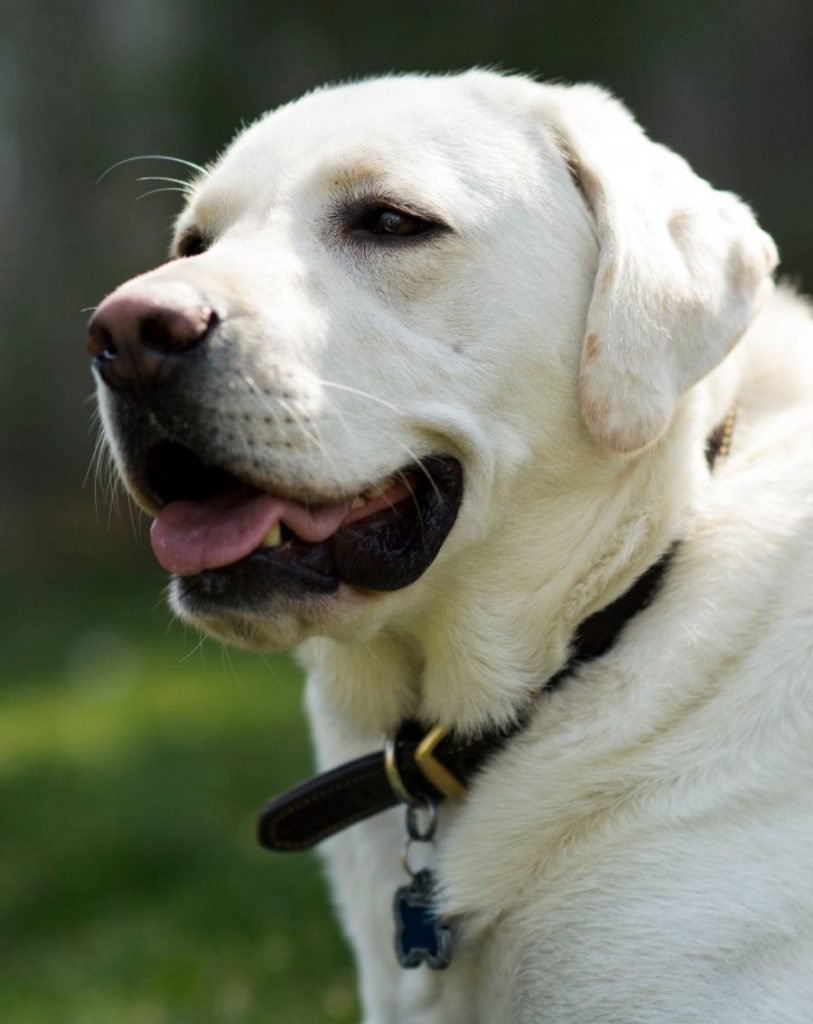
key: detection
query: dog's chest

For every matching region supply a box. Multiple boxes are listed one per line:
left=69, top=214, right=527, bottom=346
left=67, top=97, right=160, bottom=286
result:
left=389, top=795, right=813, bottom=1022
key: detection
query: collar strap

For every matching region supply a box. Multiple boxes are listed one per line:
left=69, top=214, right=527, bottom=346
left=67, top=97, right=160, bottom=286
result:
left=258, top=545, right=674, bottom=851
left=258, top=719, right=515, bottom=851
left=258, top=406, right=735, bottom=853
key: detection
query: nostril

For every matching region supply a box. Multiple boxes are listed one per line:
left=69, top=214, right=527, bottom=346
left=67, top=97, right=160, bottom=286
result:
left=87, top=320, right=118, bottom=361
left=86, top=288, right=219, bottom=393
left=139, top=305, right=218, bottom=356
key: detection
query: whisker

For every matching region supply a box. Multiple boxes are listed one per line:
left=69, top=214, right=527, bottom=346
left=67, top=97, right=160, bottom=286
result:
left=220, top=643, right=245, bottom=691
left=125, top=488, right=141, bottom=542
left=84, top=417, right=105, bottom=520
left=105, top=458, right=122, bottom=529
left=83, top=401, right=122, bottom=528
left=242, top=375, right=265, bottom=401
left=278, top=396, right=324, bottom=453
left=179, top=633, right=208, bottom=664
left=359, top=640, right=389, bottom=671
left=96, top=417, right=147, bottom=532
left=371, top=472, right=425, bottom=540
left=134, top=186, right=190, bottom=203
left=256, top=651, right=295, bottom=690
left=387, top=467, right=427, bottom=545
left=159, top=588, right=175, bottom=622
left=242, top=374, right=288, bottom=439
left=239, top=373, right=328, bottom=469
left=395, top=467, right=425, bottom=530
left=285, top=391, right=442, bottom=501
left=136, top=175, right=196, bottom=191
left=97, top=154, right=207, bottom=186
left=394, top=444, right=443, bottom=503
left=315, top=378, right=410, bottom=482
left=318, top=379, right=405, bottom=417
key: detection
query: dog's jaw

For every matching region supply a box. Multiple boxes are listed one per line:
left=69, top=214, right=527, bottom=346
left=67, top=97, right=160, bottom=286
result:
left=300, top=389, right=714, bottom=739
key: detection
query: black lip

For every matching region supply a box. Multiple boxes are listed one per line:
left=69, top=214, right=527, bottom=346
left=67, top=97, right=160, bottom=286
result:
left=334, top=458, right=460, bottom=590
left=175, top=456, right=463, bottom=614
left=178, top=541, right=339, bottom=611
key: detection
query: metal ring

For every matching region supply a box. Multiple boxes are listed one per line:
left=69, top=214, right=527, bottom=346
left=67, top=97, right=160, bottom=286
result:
left=384, top=735, right=419, bottom=806
left=406, top=797, right=438, bottom=842
left=400, top=838, right=417, bottom=878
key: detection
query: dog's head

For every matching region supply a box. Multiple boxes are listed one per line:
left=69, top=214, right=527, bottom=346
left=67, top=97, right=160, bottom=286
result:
left=88, top=72, right=776, bottom=650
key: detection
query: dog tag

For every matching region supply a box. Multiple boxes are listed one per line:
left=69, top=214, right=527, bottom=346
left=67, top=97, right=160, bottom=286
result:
left=393, top=868, right=453, bottom=970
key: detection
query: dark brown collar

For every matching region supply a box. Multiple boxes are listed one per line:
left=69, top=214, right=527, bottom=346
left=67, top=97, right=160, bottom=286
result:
left=257, top=408, right=734, bottom=853
left=258, top=546, right=674, bottom=851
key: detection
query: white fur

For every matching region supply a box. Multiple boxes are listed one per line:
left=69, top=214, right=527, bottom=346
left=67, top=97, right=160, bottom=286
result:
left=98, top=72, right=813, bottom=1021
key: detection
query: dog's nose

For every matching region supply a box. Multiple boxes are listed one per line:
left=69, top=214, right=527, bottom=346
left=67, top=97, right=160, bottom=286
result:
left=87, top=288, right=218, bottom=392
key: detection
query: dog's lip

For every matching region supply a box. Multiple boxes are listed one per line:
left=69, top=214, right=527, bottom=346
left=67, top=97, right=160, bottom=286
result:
left=149, top=472, right=418, bottom=577
left=146, top=448, right=464, bottom=602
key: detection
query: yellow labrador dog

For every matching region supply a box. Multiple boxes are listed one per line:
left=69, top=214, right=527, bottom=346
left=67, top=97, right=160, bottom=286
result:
left=88, top=72, right=813, bottom=1022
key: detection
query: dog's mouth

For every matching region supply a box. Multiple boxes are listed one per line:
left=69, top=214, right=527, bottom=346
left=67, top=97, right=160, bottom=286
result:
left=144, top=440, right=463, bottom=605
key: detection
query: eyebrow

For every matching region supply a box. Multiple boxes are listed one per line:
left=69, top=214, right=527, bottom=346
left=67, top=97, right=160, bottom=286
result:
left=324, top=162, right=451, bottom=227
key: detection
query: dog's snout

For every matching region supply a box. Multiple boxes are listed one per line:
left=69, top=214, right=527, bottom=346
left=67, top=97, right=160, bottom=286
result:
left=87, top=288, right=218, bottom=393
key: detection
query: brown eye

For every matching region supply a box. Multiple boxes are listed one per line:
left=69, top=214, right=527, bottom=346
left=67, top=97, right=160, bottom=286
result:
left=349, top=205, right=435, bottom=240
left=373, top=209, right=427, bottom=236
left=176, top=230, right=209, bottom=258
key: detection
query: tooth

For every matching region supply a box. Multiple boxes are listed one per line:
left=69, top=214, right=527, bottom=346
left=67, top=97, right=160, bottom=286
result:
left=261, top=522, right=282, bottom=547
left=350, top=497, right=365, bottom=510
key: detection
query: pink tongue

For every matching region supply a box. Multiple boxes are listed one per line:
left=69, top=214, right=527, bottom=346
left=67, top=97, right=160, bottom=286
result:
left=150, top=490, right=354, bottom=576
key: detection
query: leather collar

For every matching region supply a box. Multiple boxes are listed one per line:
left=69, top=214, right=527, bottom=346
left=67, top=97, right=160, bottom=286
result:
left=258, top=409, right=734, bottom=852
left=258, top=545, right=674, bottom=851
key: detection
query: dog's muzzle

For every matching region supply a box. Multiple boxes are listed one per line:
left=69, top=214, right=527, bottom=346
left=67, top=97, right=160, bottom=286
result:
left=88, top=288, right=465, bottom=606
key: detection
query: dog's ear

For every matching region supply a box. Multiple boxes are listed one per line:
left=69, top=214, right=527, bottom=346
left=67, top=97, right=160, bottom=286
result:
left=541, top=84, right=777, bottom=452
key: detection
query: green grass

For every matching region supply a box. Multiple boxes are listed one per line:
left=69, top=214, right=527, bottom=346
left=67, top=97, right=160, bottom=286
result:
left=0, top=550, right=359, bottom=1023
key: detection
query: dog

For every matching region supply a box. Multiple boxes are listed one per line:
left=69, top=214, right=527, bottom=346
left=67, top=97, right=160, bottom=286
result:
left=88, top=71, right=813, bottom=1022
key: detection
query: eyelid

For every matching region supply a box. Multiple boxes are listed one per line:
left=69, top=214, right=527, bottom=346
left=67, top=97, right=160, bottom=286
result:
left=339, top=193, right=452, bottom=235
left=174, top=228, right=210, bottom=258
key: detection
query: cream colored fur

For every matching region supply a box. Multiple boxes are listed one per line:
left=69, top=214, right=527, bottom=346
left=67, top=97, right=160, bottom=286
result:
left=98, top=72, right=813, bottom=1022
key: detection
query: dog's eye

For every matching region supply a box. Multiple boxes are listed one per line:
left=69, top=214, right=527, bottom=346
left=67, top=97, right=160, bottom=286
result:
left=372, top=209, right=429, bottom=237
left=350, top=206, right=434, bottom=240
left=176, top=230, right=209, bottom=258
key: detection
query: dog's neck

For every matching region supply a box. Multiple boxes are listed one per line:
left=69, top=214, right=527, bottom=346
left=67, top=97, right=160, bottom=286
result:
left=300, top=378, right=736, bottom=748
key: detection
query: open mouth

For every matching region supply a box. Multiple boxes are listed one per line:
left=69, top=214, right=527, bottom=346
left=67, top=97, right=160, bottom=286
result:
left=144, top=440, right=463, bottom=606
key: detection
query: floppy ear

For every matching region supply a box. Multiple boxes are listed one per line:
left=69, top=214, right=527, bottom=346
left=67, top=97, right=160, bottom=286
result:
left=540, top=84, right=777, bottom=452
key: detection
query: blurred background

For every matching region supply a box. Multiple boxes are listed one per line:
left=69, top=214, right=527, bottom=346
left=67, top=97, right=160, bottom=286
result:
left=1, top=1, right=811, bottom=1021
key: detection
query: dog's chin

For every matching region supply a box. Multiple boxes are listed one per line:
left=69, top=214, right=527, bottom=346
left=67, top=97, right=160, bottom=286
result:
left=151, top=451, right=464, bottom=648
left=167, top=576, right=356, bottom=650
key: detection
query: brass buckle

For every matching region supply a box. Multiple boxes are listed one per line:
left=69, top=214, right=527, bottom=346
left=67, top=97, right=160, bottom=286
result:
left=414, top=726, right=466, bottom=801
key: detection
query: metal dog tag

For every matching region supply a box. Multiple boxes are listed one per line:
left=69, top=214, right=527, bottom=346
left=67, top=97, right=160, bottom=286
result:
left=393, top=868, right=453, bottom=970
